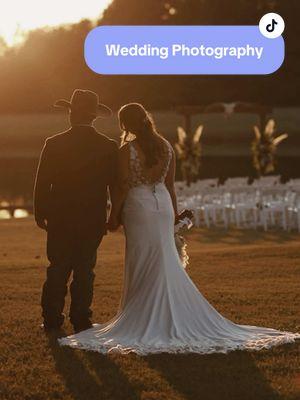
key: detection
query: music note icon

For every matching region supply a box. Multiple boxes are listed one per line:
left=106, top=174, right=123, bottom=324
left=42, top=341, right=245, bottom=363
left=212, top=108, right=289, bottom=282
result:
left=259, top=13, right=284, bottom=39
left=266, top=19, right=278, bottom=33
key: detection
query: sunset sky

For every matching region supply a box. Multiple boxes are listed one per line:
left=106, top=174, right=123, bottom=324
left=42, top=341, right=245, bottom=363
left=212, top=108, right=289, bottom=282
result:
left=0, top=0, right=111, bottom=46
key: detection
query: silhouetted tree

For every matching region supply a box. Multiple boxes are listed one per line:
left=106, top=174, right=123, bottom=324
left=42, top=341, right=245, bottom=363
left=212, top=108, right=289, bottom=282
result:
left=0, top=0, right=299, bottom=113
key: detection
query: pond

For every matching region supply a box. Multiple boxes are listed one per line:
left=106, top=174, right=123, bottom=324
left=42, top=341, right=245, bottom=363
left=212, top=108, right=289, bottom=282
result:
left=0, top=208, right=30, bottom=219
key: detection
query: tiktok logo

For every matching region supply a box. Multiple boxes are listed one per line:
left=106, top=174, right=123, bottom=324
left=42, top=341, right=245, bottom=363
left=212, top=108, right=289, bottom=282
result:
left=266, top=19, right=278, bottom=33
left=259, top=13, right=285, bottom=39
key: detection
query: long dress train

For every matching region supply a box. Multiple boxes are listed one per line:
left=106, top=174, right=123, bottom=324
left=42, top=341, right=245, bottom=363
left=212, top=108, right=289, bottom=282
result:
left=58, top=142, right=300, bottom=354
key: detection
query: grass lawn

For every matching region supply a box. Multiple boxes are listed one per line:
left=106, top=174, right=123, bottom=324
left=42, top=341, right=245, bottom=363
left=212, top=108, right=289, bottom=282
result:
left=0, top=218, right=300, bottom=400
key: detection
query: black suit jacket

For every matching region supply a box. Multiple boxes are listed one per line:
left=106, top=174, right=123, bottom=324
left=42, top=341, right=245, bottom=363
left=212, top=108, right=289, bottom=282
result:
left=34, top=125, right=118, bottom=235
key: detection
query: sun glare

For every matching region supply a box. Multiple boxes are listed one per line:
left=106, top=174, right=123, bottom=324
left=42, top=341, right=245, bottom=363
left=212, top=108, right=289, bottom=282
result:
left=0, top=0, right=111, bottom=46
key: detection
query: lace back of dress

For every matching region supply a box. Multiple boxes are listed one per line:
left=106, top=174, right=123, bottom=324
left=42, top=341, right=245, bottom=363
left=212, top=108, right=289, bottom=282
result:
left=129, top=140, right=172, bottom=187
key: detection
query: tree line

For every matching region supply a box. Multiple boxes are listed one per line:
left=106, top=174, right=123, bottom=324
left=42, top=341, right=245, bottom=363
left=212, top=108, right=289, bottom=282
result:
left=0, top=0, right=299, bottom=113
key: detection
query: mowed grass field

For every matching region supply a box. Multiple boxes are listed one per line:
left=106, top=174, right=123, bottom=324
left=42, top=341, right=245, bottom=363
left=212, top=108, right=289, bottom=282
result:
left=0, top=218, right=300, bottom=400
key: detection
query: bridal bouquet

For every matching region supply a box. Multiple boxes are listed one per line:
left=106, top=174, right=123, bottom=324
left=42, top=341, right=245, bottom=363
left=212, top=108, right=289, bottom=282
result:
left=174, top=209, right=193, bottom=269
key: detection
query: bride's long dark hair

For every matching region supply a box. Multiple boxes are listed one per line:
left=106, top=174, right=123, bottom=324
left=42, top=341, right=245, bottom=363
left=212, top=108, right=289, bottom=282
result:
left=118, top=103, right=165, bottom=168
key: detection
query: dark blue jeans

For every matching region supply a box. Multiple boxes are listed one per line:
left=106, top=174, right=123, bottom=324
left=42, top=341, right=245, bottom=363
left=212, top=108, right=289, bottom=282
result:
left=41, top=221, right=103, bottom=327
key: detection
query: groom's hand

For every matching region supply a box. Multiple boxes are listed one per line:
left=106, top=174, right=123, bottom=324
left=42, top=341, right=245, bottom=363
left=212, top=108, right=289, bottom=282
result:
left=36, top=218, right=48, bottom=231
left=107, top=215, right=120, bottom=232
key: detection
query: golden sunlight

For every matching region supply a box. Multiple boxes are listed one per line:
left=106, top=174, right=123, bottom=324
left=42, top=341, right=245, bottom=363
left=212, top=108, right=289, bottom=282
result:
left=0, top=0, right=111, bottom=46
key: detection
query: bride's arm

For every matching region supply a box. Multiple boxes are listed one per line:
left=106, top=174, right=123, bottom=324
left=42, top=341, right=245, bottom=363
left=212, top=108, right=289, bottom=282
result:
left=108, top=145, right=130, bottom=230
left=165, top=147, right=179, bottom=223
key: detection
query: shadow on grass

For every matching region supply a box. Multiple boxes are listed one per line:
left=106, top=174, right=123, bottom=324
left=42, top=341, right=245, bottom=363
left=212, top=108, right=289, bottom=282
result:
left=47, top=330, right=138, bottom=400
left=48, top=328, right=284, bottom=400
left=146, top=351, right=282, bottom=400
left=193, top=228, right=298, bottom=245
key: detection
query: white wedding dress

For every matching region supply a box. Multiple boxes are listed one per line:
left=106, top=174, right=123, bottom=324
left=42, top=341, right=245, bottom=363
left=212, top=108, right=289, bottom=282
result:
left=59, top=141, right=300, bottom=354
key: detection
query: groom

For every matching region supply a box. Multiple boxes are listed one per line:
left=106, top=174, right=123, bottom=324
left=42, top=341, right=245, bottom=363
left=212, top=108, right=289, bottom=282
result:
left=34, top=89, right=118, bottom=333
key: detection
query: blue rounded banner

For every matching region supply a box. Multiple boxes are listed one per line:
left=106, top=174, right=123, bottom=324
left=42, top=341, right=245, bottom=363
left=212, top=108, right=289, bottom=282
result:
left=84, top=25, right=285, bottom=75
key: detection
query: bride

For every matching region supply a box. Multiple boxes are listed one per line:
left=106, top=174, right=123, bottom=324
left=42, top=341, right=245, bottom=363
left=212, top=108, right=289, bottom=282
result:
left=59, top=103, right=299, bottom=354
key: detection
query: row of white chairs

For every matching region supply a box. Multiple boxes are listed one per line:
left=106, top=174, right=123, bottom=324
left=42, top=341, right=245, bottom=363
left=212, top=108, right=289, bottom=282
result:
left=175, top=175, right=300, bottom=195
left=176, top=178, right=300, bottom=232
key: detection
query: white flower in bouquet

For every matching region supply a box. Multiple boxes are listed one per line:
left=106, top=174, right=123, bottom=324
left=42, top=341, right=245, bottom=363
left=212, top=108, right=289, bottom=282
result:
left=174, top=210, right=193, bottom=269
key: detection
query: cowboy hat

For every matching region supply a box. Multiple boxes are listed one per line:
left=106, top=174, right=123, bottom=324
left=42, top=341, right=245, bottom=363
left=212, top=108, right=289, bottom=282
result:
left=54, top=89, right=112, bottom=118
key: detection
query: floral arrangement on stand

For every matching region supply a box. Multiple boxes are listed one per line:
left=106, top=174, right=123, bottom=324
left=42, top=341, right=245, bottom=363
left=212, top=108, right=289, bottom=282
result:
left=251, top=119, right=288, bottom=176
left=174, top=125, right=203, bottom=186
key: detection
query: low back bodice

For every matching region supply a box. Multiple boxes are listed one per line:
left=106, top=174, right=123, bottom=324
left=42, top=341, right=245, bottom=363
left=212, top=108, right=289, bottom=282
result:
left=128, top=140, right=172, bottom=188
